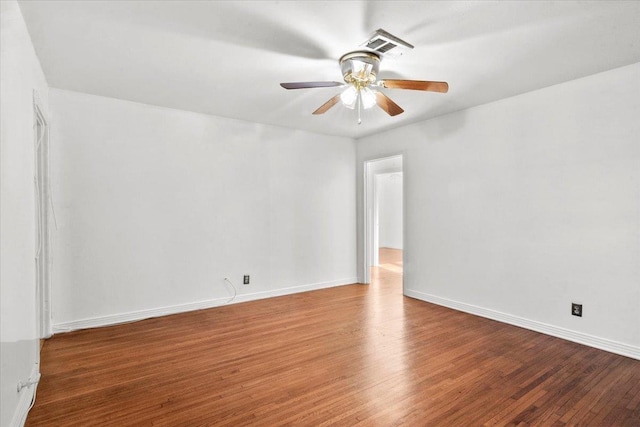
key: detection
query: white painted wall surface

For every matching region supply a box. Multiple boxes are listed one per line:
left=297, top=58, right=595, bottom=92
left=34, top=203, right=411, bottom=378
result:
left=49, top=89, right=357, bottom=329
left=357, top=63, right=640, bottom=358
left=377, top=173, right=403, bottom=250
left=0, top=1, right=49, bottom=425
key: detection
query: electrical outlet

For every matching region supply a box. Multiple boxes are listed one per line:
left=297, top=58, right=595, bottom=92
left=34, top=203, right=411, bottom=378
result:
left=571, top=303, right=582, bottom=317
left=243, top=275, right=250, bottom=285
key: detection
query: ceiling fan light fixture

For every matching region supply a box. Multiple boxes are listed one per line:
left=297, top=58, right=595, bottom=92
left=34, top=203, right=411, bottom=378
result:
left=339, top=51, right=380, bottom=84
left=340, top=86, right=358, bottom=109
left=361, top=87, right=376, bottom=109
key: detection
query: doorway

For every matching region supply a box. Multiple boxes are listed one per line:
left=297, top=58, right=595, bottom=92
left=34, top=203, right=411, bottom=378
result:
left=364, top=155, right=404, bottom=289
left=34, top=93, right=52, bottom=339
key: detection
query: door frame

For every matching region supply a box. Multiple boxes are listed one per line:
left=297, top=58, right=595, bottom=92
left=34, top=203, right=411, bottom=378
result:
left=33, top=90, right=52, bottom=339
left=363, top=153, right=404, bottom=287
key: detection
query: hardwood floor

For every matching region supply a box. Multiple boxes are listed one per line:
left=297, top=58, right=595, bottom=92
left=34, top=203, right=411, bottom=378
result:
left=28, top=249, right=639, bottom=426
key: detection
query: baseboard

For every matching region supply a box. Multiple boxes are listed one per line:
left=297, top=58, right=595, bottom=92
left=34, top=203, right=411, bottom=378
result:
left=405, top=289, right=640, bottom=360
left=52, top=277, right=358, bottom=333
left=231, top=277, right=359, bottom=303
left=10, top=364, right=39, bottom=427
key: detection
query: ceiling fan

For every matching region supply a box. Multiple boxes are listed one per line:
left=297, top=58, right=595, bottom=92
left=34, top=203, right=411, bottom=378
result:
left=280, top=36, right=449, bottom=124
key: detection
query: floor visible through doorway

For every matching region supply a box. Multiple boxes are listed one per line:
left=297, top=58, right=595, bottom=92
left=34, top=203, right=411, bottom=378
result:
left=376, top=247, right=403, bottom=274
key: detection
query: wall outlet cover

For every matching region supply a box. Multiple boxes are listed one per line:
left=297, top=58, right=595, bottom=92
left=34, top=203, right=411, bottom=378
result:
left=571, top=303, right=582, bottom=317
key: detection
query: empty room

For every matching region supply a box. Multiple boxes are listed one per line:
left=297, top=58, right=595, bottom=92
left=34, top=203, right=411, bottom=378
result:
left=2, top=1, right=640, bottom=425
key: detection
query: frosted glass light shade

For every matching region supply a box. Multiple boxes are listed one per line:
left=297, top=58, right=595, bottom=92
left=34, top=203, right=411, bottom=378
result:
left=340, top=86, right=358, bottom=109
left=361, top=87, right=376, bottom=109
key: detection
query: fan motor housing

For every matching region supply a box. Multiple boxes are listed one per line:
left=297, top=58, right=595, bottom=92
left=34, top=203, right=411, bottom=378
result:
left=339, top=51, right=381, bottom=85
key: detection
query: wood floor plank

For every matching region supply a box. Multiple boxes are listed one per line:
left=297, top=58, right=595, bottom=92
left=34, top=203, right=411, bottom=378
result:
left=27, top=248, right=640, bottom=425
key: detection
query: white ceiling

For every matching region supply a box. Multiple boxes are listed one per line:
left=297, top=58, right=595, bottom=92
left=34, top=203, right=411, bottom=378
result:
left=18, top=1, right=640, bottom=139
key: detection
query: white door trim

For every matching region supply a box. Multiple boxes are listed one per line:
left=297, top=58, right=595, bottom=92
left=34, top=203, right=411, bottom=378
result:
left=33, top=90, right=52, bottom=339
left=363, top=154, right=404, bottom=287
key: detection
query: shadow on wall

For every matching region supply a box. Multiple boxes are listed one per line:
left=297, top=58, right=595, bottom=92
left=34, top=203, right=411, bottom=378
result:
left=398, top=101, right=467, bottom=143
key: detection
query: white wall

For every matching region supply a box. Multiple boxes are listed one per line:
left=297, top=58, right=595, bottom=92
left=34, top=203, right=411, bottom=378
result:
left=357, top=62, right=640, bottom=358
left=0, top=1, right=50, bottom=425
left=49, top=89, right=357, bottom=329
left=377, top=173, right=403, bottom=250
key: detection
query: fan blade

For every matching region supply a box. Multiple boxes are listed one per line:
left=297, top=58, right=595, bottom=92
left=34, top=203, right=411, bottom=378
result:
left=312, top=95, right=341, bottom=115
left=375, top=92, right=404, bottom=116
left=280, top=81, right=344, bottom=90
left=379, top=80, right=449, bottom=93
